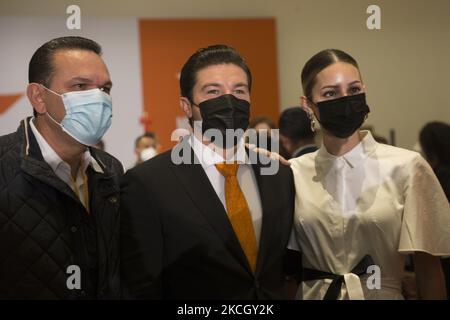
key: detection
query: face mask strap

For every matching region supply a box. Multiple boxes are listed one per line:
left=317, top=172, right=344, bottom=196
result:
left=39, top=83, right=62, bottom=97
left=45, top=109, right=63, bottom=127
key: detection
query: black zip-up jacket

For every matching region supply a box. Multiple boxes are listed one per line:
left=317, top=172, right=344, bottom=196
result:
left=0, top=118, right=122, bottom=299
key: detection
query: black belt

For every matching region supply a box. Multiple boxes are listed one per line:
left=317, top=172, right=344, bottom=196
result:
left=302, top=255, right=375, bottom=300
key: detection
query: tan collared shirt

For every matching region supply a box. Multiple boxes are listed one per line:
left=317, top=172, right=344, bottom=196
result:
left=29, top=118, right=103, bottom=210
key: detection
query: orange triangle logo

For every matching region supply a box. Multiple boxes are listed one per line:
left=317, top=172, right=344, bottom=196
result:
left=0, top=93, right=23, bottom=115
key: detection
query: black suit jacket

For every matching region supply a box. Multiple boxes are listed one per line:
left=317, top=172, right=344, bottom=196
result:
left=120, top=140, right=295, bottom=299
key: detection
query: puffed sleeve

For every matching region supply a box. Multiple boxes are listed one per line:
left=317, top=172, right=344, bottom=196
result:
left=398, top=154, right=450, bottom=255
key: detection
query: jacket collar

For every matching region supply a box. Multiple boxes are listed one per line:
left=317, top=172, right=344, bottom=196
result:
left=18, top=117, right=116, bottom=203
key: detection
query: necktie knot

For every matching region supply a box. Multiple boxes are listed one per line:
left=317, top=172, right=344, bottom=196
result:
left=215, top=162, right=240, bottom=177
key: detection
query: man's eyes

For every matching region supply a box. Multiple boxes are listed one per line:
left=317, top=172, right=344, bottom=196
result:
left=72, top=83, right=111, bottom=94
left=73, top=83, right=87, bottom=90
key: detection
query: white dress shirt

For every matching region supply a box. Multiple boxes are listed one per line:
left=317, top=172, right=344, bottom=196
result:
left=289, top=130, right=450, bottom=299
left=29, top=118, right=103, bottom=210
left=188, top=134, right=263, bottom=247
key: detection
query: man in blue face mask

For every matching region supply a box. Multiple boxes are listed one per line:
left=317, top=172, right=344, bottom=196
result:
left=0, top=36, right=123, bottom=299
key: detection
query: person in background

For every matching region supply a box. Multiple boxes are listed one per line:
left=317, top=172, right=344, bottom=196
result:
left=0, top=36, right=122, bottom=299
left=247, top=115, right=284, bottom=155
left=279, top=107, right=317, bottom=159
left=134, top=131, right=160, bottom=165
left=249, top=115, right=276, bottom=132
left=419, top=121, right=450, bottom=298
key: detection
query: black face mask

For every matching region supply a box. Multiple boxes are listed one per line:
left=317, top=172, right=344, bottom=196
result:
left=195, top=94, right=250, bottom=146
left=315, top=93, right=370, bottom=138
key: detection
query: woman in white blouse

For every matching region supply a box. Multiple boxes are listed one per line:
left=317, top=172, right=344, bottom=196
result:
left=288, top=49, right=450, bottom=299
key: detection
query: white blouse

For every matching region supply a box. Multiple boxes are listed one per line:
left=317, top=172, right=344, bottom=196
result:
left=288, top=130, right=450, bottom=299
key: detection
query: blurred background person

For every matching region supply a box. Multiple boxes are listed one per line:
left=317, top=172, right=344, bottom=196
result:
left=279, top=107, right=317, bottom=159
left=247, top=115, right=285, bottom=156
left=249, top=115, right=276, bottom=132
left=134, top=131, right=160, bottom=166
left=419, top=121, right=450, bottom=298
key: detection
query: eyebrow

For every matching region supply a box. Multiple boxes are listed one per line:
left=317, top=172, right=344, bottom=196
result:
left=201, top=83, right=222, bottom=91
left=68, top=77, right=112, bottom=88
left=201, top=82, right=249, bottom=91
left=233, top=82, right=249, bottom=89
left=320, top=80, right=361, bottom=90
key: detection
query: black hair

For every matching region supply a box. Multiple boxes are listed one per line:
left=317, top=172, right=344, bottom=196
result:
left=301, top=49, right=359, bottom=100
left=279, top=107, right=315, bottom=142
left=135, top=131, right=158, bottom=148
left=179, top=44, right=252, bottom=103
left=419, top=121, right=450, bottom=169
left=28, top=36, right=102, bottom=116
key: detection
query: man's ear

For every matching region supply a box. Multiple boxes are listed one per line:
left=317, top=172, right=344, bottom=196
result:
left=179, top=97, right=193, bottom=118
left=27, top=83, right=47, bottom=115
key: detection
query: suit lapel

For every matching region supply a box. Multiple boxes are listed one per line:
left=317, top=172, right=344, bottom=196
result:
left=169, top=143, right=253, bottom=274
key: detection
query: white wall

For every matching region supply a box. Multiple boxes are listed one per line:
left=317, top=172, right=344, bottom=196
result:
left=1, top=0, right=449, bottom=151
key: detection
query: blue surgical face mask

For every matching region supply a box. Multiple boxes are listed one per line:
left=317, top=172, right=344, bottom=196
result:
left=41, top=85, right=113, bottom=146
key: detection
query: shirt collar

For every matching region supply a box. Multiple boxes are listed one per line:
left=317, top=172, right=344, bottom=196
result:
left=29, top=117, right=103, bottom=174
left=317, top=130, right=378, bottom=168
left=188, top=133, right=248, bottom=169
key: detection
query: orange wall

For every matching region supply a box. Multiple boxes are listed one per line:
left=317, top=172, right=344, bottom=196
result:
left=139, top=18, right=280, bottom=150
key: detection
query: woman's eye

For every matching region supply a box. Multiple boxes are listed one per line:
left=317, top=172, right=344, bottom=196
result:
left=323, top=91, right=335, bottom=98
left=349, top=87, right=361, bottom=94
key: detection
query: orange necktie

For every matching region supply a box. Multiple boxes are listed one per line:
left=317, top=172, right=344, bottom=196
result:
left=215, top=162, right=258, bottom=273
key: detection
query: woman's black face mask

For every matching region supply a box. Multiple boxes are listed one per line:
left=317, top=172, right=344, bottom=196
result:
left=194, top=94, right=250, bottom=146
left=313, top=93, right=370, bottom=139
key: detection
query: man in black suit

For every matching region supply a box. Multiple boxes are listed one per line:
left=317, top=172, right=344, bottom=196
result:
left=120, top=45, right=295, bottom=299
left=279, top=107, right=318, bottom=159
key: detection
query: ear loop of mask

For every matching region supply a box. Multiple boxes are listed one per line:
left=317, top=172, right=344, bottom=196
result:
left=187, top=98, right=201, bottom=128
left=39, top=84, right=64, bottom=127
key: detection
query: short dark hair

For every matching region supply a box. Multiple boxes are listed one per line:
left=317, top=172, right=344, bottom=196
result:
left=29, top=36, right=102, bottom=86
left=419, top=121, right=450, bottom=169
left=135, top=131, right=158, bottom=148
left=28, top=36, right=102, bottom=116
left=179, top=44, right=252, bottom=103
left=301, top=49, right=359, bottom=100
left=279, top=107, right=315, bottom=142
